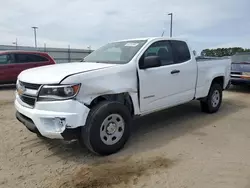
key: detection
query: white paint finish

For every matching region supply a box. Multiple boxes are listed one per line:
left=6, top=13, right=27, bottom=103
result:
left=14, top=37, right=231, bottom=140
left=115, top=37, right=183, bottom=43
left=137, top=39, right=197, bottom=113
left=195, top=59, right=231, bottom=98
left=61, top=62, right=138, bottom=105
left=17, top=62, right=116, bottom=84
left=15, top=94, right=89, bottom=139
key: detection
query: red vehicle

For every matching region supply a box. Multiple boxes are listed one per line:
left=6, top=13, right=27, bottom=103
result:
left=0, top=51, right=56, bottom=84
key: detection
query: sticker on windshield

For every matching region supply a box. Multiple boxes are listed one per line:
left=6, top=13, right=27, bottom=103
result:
left=125, top=43, right=139, bottom=47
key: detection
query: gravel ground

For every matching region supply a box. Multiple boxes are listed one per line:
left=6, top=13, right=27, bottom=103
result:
left=0, top=85, right=250, bottom=188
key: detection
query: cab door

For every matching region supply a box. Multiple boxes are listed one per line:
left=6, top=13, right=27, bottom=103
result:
left=137, top=40, right=196, bottom=114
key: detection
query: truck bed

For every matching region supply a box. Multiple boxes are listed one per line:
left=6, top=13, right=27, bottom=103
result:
left=195, top=58, right=231, bottom=99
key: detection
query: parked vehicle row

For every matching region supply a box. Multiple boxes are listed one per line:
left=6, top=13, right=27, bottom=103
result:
left=0, top=51, right=56, bottom=84
left=230, top=52, right=250, bottom=86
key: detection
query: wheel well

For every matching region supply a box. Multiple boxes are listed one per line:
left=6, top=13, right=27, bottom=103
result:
left=211, top=76, right=224, bottom=89
left=88, top=93, right=134, bottom=115
left=198, top=76, right=224, bottom=101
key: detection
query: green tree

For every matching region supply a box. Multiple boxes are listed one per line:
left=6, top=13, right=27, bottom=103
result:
left=201, top=47, right=250, bottom=57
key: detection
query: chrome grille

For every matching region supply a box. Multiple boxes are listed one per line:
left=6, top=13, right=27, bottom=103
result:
left=19, top=95, right=36, bottom=107
left=17, top=80, right=41, bottom=108
left=19, top=81, right=41, bottom=90
left=231, top=72, right=241, bottom=75
left=231, top=72, right=242, bottom=79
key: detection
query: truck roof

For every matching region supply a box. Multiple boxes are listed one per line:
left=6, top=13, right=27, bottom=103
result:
left=114, top=37, right=186, bottom=43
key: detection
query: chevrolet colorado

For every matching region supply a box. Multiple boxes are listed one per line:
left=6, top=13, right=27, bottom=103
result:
left=15, top=37, right=231, bottom=155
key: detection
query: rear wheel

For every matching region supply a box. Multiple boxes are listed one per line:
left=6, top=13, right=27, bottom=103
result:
left=79, top=101, right=131, bottom=155
left=200, top=83, right=222, bottom=113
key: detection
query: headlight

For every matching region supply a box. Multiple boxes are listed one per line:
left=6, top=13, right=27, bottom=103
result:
left=38, top=84, right=81, bottom=101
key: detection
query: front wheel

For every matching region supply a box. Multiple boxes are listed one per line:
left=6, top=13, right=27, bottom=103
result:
left=80, top=101, right=132, bottom=155
left=200, top=83, right=222, bottom=113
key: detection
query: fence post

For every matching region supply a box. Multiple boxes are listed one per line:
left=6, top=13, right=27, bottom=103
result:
left=68, top=45, right=71, bottom=62
left=88, top=46, right=91, bottom=53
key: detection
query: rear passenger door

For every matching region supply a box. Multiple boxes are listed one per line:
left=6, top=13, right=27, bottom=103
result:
left=138, top=40, right=197, bottom=113
left=168, top=40, right=197, bottom=100
left=12, top=53, right=50, bottom=80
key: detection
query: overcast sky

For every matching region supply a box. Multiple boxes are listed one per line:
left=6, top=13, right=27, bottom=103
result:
left=0, top=0, right=249, bottom=52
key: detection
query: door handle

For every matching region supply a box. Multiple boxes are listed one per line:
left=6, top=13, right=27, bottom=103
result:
left=171, top=70, right=180, bottom=74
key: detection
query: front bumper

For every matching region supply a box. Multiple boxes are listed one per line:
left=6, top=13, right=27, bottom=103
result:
left=15, top=95, right=90, bottom=139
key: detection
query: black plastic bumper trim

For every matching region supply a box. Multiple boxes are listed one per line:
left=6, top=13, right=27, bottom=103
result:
left=61, top=127, right=81, bottom=140
left=16, top=111, right=81, bottom=140
left=16, top=111, right=39, bottom=134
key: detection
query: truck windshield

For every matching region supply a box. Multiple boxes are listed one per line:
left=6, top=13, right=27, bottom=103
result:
left=83, top=40, right=147, bottom=64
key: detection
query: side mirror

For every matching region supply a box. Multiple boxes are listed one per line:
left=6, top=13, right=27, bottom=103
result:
left=140, top=56, right=161, bottom=69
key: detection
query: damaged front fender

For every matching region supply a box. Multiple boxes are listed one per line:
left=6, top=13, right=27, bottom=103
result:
left=60, top=64, right=141, bottom=115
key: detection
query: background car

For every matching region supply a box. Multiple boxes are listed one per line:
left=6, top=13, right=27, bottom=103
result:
left=231, top=52, right=250, bottom=86
left=0, top=51, right=56, bottom=84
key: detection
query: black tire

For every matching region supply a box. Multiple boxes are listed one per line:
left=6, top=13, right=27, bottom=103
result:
left=80, top=101, right=132, bottom=155
left=200, top=101, right=209, bottom=112
left=200, top=83, right=222, bottom=113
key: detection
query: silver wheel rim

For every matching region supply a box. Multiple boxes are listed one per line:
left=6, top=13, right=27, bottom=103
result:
left=211, top=90, right=220, bottom=107
left=100, top=114, right=125, bottom=145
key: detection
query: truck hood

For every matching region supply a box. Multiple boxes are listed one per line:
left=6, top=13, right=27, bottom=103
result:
left=18, top=62, right=116, bottom=84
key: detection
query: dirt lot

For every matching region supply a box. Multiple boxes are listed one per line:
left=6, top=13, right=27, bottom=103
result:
left=0, top=85, right=250, bottom=188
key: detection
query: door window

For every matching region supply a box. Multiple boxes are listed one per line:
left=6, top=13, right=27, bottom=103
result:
left=170, top=40, right=191, bottom=64
left=15, top=54, right=48, bottom=63
left=0, top=54, right=11, bottom=65
left=29, top=54, right=48, bottom=62
left=142, top=40, right=174, bottom=66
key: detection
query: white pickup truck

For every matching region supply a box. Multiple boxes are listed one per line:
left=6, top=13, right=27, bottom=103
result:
left=15, top=37, right=231, bottom=155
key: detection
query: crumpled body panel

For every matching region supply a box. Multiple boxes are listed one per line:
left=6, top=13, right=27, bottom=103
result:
left=61, top=63, right=140, bottom=114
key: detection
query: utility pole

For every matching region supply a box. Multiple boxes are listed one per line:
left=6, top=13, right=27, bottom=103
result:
left=31, top=26, right=38, bottom=48
left=68, top=45, right=71, bottom=62
left=12, top=38, right=18, bottom=49
left=168, top=13, right=173, bottom=37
